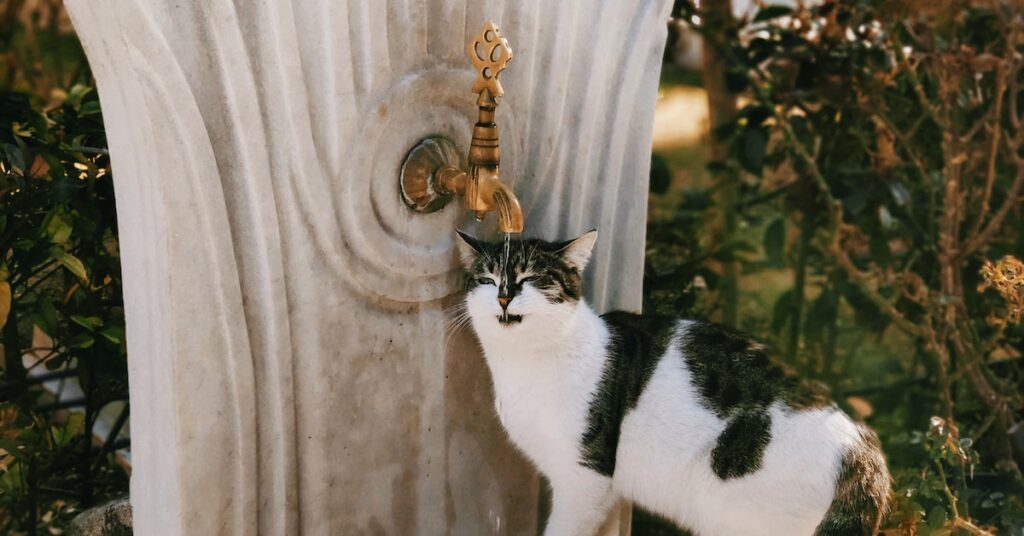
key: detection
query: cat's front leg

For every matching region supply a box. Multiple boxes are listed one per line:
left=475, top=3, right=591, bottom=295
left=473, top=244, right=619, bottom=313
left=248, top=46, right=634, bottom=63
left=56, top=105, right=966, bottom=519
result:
left=544, top=470, right=616, bottom=536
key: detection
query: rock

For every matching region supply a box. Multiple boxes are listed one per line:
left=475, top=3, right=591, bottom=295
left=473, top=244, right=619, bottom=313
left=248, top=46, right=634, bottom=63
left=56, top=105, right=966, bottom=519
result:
left=69, top=497, right=132, bottom=536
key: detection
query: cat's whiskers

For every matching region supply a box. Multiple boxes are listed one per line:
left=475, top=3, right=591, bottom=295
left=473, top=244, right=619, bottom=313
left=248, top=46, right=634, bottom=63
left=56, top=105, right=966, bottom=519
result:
left=444, top=301, right=474, bottom=350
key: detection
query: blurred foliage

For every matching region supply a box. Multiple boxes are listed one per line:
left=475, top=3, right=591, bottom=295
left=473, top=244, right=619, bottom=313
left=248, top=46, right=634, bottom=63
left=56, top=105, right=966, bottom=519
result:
left=646, top=0, right=1024, bottom=533
left=4, top=0, right=1024, bottom=535
left=0, top=3, right=127, bottom=533
left=1, top=0, right=91, bottom=106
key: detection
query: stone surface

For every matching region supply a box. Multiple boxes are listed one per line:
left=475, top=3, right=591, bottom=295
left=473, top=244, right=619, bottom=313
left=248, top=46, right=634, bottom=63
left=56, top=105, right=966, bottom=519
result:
left=69, top=498, right=132, bottom=536
left=65, top=0, right=672, bottom=534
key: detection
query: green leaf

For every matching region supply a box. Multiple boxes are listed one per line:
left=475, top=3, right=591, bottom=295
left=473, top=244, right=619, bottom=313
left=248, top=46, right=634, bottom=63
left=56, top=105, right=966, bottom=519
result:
left=739, top=127, right=768, bottom=175
left=70, top=315, right=103, bottom=330
left=13, top=238, right=35, bottom=251
left=68, top=333, right=95, bottom=349
left=44, top=209, right=73, bottom=244
left=78, top=100, right=102, bottom=117
left=33, top=298, right=58, bottom=337
left=753, top=5, right=794, bottom=21
left=52, top=412, right=85, bottom=449
left=926, top=505, right=947, bottom=530
left=54, top=249, right=88, bottom=282
left=1, top=464, right=24, bottom=492
left=0, top=439, right=24, bottom=461
left=100, top=325, right=125, bottom=345
left=66, top=84, right=91, bottom=108
left=43, top=154, right=63, bottom=180
left=2, top=142, right=26, bottom=171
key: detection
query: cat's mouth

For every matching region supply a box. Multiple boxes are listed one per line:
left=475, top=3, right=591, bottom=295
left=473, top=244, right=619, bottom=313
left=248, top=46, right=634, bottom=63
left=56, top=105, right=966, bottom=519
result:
left=497, top=313, right=523, bottom=325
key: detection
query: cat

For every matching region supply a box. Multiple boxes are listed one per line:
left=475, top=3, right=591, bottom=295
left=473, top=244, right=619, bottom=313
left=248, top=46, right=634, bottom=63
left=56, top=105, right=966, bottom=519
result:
left=454, top=229, right=891, bottom=536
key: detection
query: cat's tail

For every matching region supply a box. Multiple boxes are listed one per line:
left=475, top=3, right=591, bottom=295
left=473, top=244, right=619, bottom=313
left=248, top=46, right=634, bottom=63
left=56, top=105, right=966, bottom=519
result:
left=814, top=425, right=892, bottom=536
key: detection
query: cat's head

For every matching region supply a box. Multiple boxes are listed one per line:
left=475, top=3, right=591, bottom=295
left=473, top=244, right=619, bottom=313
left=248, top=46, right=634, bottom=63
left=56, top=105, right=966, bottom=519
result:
left=456, top=230, right=597, bottom=338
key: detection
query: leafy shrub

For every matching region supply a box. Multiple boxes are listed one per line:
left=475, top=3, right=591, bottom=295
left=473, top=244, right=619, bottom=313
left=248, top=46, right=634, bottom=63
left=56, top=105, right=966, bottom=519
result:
left=0, top=84, right=128, bottom=533
left=655, top=0, right=1024, bottom=532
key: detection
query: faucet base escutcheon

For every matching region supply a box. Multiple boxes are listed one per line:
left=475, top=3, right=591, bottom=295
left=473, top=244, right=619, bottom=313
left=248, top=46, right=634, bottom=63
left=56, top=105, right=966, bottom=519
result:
left=399, top=136, right=462, bottom=214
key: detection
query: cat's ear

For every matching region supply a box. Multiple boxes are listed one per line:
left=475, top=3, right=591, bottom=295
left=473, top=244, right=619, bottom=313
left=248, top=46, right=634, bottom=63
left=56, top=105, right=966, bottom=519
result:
left=556, top=229, right=598, bottom=272
left=455, top=229, right=484, bottom=267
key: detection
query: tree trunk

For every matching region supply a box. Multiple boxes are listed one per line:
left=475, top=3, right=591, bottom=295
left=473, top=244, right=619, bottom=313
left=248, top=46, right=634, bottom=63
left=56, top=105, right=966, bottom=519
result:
left=701, top=0, right=739, bottom=327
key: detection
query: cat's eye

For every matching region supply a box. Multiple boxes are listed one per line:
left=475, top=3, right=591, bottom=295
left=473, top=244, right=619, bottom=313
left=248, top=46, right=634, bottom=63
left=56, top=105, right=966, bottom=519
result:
left=518, top=275, right=539, bottom=284
left=476, top=277, right=496, bottom=286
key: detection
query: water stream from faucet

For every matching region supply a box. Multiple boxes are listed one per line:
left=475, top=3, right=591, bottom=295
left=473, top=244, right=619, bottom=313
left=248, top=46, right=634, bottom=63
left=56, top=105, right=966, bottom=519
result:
left=498, top=232, right=512, bottom=322
left=501, top=231, right=512, bottom=278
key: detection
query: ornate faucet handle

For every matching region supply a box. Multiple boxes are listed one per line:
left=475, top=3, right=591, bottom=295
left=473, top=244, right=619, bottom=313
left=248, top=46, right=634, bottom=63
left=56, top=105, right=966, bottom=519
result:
left=467, top=21, right=513, bottom=100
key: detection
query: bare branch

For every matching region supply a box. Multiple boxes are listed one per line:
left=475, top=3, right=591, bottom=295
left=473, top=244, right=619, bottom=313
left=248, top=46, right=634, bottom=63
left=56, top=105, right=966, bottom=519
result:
left=827, top=205, right=922, bottom=338
left=895, top=26, right=948, bottom=130
left=968, top=59, right=1008, bottom=240
left=961, top=163, right=1024, bottom=258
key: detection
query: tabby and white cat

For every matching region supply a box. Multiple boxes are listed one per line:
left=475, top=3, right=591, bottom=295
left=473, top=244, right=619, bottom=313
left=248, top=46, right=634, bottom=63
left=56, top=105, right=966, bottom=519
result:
left=455, top=230, right=891, bottom=536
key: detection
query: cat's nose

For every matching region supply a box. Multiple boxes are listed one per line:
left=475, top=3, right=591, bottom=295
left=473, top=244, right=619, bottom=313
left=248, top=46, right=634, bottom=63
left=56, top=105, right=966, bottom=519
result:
left=497, top=296, right=511, bottom=309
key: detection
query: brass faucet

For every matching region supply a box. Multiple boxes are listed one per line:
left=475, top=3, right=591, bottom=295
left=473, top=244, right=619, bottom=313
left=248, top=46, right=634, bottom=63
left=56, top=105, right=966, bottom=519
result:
left=399, top=21, right=524, bottom=234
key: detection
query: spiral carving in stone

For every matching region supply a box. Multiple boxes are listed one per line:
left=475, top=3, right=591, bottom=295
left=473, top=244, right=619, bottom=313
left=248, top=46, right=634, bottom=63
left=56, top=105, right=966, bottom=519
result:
left=65, top=0, right=673, bottom=534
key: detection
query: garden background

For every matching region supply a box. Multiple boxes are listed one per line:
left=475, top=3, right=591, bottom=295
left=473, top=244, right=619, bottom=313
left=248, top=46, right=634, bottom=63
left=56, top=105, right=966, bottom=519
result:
left=1, top=0, right=1022, bottom=534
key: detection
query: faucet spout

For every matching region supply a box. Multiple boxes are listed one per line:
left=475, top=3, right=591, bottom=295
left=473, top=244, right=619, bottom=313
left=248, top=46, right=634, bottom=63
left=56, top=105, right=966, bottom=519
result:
left=433, top=162, right=524, bottom=233
left=493, top=185, right=524, bottom=234
left=476, top=169, right=524, bottom=234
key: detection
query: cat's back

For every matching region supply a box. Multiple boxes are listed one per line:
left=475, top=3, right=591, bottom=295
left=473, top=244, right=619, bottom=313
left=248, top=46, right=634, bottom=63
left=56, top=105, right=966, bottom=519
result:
left=672, top=318, right=832, bottom=412
left=604, top=316, right=888, bottom=535
left=595, top=312, right=831, bottom=419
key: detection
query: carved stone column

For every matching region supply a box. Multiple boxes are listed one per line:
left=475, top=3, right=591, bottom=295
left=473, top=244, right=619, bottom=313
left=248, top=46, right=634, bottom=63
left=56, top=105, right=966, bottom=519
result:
left=66, top=1, right=672, bottom=533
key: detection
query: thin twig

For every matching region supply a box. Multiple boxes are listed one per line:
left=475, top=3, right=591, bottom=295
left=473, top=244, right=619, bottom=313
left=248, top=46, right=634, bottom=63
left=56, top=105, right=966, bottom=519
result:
left=894, top=27, right=947, bottom=130
left=968, top=38, right=1017, bottom=242
left=827, top=214, right=922, bottom=338
left=960, top=164, right=1024, bottom=258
